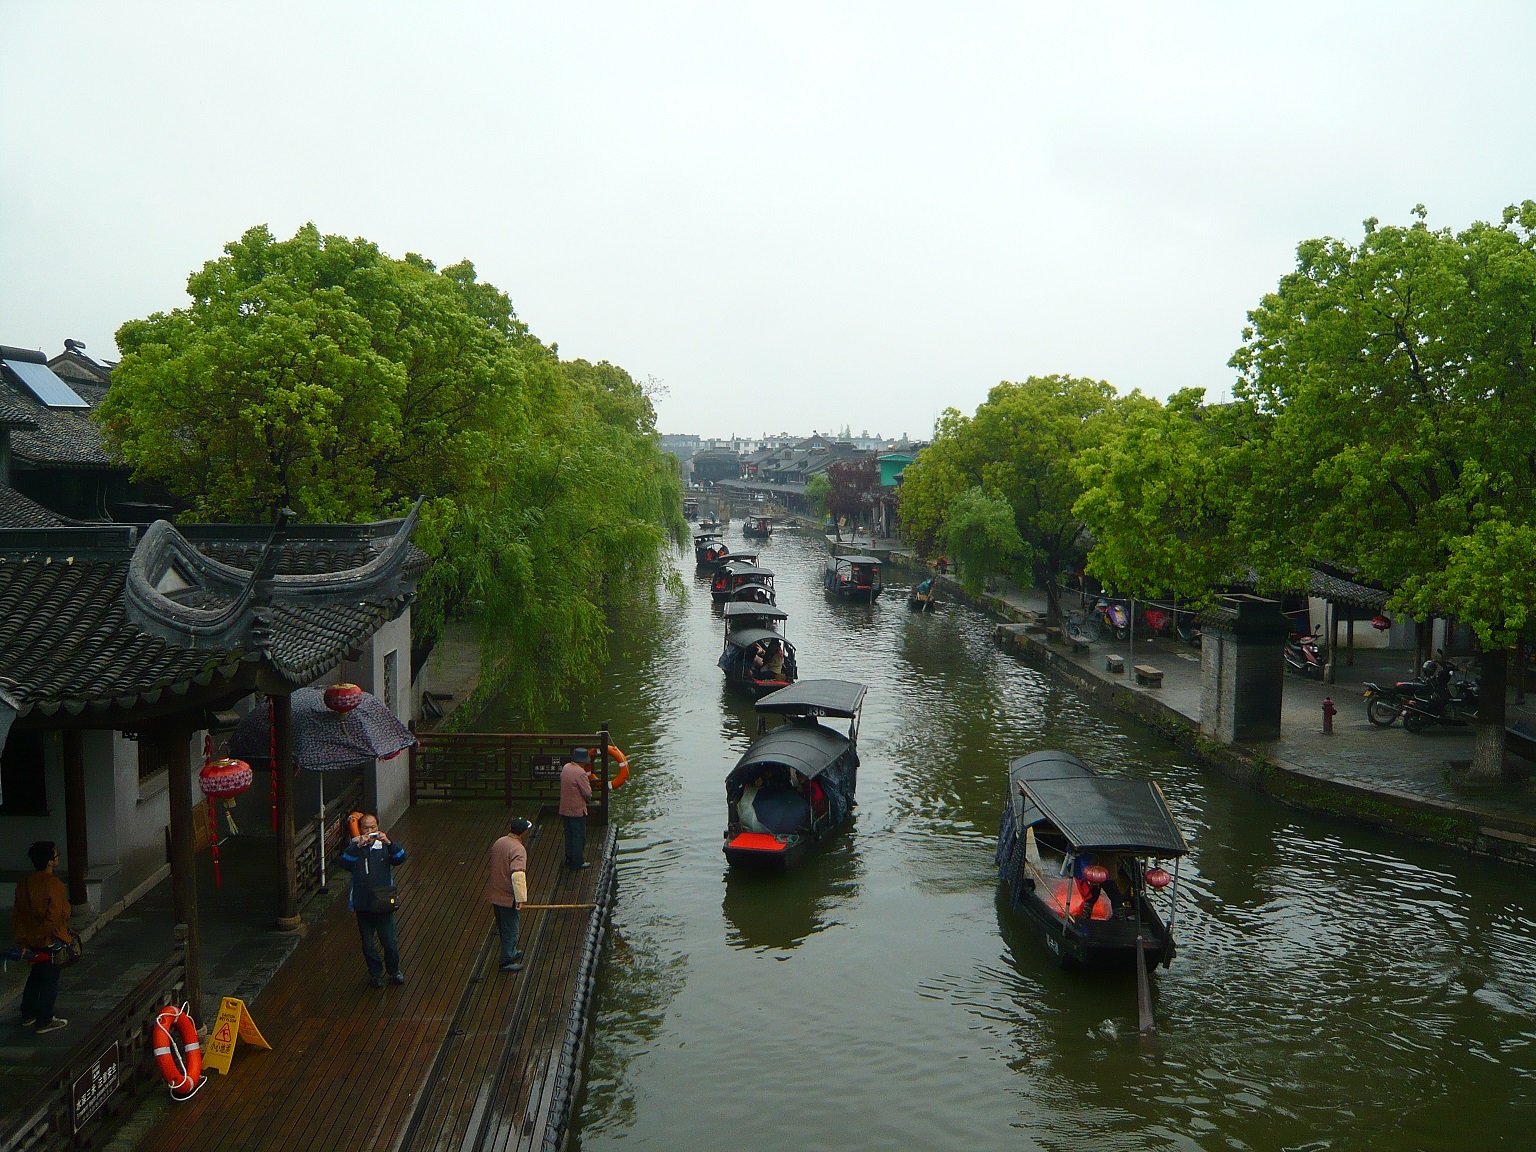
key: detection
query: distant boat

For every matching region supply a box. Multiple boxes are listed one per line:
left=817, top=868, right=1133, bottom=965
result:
left=995, top=750, right=1188, bottom=972
left=718, top=603, right=797, bottom=697
left=723, top=680, right=867, bottom=870
left=908, top=575, right=937, bottom=612
left=694, top=531, right=728, bottom=568
left=824, top=555, right=883, bottom=603
left=711, top=561, right=776, bottom=604
left=743, top=514, right=774, bottom=539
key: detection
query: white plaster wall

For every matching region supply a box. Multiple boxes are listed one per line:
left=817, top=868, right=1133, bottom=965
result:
left=329, top=609, right=413, bottom=826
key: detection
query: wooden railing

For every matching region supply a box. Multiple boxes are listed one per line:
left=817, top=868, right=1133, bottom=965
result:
left=0, top=948, right=186, bottom=1152
left=409, top=727, right=614, bottom=823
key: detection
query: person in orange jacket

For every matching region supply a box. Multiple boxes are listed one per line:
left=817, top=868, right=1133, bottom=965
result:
left=13, top=841, right=72, bottom=1035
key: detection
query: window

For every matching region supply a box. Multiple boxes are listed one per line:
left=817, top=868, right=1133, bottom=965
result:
left=0, top=729, right=48, bottom=815
left=383, top=650, right=399, bottom=717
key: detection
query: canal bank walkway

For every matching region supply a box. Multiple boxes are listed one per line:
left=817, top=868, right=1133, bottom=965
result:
left=133, top=804, right=614, bottom=1152
left=867, top=548, right=1536, bottom=866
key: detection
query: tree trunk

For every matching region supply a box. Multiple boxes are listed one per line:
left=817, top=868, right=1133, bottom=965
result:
left=1464, top=647, right=1508, bottom=783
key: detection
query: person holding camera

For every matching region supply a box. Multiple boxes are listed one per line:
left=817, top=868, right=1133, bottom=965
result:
left=12, top=841, right=72, bottom=1035
left=338, top=814, right=407, bottom=988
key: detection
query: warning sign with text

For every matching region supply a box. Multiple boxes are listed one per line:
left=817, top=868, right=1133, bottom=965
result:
left=203, top=997, right=271, bottom=1075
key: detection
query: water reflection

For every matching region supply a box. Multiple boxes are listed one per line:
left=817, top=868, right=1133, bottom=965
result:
left=720, top=832, right=862, bottom=951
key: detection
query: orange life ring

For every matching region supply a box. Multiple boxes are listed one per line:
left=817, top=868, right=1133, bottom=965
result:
left=588, top=745, right=630, bottom=790
left=152, top=1004, right=205, bottom=1100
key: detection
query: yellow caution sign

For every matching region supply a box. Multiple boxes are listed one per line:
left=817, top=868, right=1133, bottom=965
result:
left=203, top=997, right=272, bottom=1075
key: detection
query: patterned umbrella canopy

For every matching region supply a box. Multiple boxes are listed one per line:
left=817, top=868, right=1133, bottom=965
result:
left=229, top=687, right=415, bottom=770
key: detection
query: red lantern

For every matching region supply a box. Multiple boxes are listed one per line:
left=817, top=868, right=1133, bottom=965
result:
left=1146, top=867, right=1172, bottom=889
left=199, top=757, right=253, bottom=835
left=1082, top=864, right=1109, bottom=886
left=1371, top=614, right=1392, bottom=631
left=324, top=682, right=364, bottom=712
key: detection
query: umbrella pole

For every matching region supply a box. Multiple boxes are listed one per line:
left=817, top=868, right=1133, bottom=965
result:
left=317, top=773, right=327, bottom=893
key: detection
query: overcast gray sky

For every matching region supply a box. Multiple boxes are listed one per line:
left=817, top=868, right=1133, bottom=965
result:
left=4, top=1, right=1533, bottom=439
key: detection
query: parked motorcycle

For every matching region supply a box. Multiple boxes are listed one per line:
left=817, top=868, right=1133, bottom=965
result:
left=1094, top=598, right=1130, bottom=640
left=1283, top=630, right=1326, bottom=679
left=1364, top=657, right=1479, bottom=728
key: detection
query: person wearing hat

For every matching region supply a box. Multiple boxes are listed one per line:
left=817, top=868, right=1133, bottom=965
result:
left=559, top=748, right=594, bottom=870
left=487, top=817, right=533, bottom=972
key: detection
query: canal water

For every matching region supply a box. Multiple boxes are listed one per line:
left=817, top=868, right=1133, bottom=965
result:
left=482, top=528, right=1536, bottom=1151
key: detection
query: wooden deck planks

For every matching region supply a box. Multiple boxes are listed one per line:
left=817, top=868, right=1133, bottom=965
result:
left=141, top=803, right=610, bottom=1152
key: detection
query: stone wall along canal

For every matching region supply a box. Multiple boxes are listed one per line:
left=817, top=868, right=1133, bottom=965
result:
left=480, top=527, right=1536, bottom=1151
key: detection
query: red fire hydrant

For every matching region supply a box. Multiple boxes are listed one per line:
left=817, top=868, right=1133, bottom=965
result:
left=1322, top=696, right=1337, bottom=735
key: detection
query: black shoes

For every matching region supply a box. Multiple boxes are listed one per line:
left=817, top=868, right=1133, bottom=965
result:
left=369, top=974, right=385, bottom=988
left=567, top=861, right=591, bottom=870
left=388, top=972, right=405, bottom=985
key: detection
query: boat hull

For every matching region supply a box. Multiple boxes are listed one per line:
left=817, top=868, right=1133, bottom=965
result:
left=723, top=830, right=812, bottom=870
left=1001, top=876, right=1175, bottom=971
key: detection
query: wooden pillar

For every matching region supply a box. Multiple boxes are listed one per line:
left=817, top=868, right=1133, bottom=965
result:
left=162, top=727, right=204, bottom=1025
left=1347, top=616, right=1355, bottom=668
left=273, top=693, right=301, bottom=932
left=63, top=730, right=89, bottom=910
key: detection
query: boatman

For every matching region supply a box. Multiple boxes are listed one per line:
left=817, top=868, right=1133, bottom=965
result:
left=560, top=748, right=594, bottom=870
left=487, top=817, right=533, bottom=973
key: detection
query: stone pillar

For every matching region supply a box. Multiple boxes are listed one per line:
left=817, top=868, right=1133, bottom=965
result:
left=1200, top=595, right=1289, bottom=744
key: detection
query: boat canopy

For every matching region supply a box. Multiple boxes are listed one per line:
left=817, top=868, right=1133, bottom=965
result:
left=756, top=679, right=867, bottom=719
left=723, top=626, right=788, bottom=651
left=719, top=565, right=774, bottom=580
left=723, top=603, right=788, bottom=623
left=694, top=531, right=723, bottom=543
left=831, top=555, right=881, bottom=567
left=729, top=723, right=848, bottom=782
left=1007, top=751, right=1188, bottom=856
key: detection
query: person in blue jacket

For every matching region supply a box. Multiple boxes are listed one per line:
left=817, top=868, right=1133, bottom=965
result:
left=338, top=813, right=407, bottom=988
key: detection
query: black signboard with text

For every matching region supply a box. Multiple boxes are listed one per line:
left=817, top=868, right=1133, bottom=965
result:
left=72, top=1041, right=120, bottom=1133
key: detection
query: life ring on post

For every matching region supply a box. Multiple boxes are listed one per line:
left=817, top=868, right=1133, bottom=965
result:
left=152, top=1004, right=205, bottom=1100
left=588, top=745, right=630, bottom=790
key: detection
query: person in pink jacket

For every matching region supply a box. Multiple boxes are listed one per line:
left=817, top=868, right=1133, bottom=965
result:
left=559, top=748, right=593, bottom=870
left=486, top=817, right=532, bottom=972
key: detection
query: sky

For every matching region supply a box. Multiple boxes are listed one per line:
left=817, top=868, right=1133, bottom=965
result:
left=4, top=2, right=1534, bottom=440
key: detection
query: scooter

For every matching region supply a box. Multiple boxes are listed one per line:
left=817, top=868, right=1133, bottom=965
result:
left=1283, top=630, right=1326, bottom=679
left=1094, top=598, right=1130, bottom=640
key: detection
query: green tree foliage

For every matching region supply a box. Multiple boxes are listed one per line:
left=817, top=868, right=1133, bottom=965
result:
left=899, top=375, right=1117, bottom=618
left=103, top=223, right=685, bottom=717
left=805, top=473, right=831, bottom=521
left=939, top=487, right=1026, bottom=596
left=1231, top=203, right=1536, bottom=777
left=1073, top=388, right=1249, bottom=604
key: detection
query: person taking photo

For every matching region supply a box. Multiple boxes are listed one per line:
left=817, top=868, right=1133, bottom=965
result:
left=338, top=814, right=407, bottom=988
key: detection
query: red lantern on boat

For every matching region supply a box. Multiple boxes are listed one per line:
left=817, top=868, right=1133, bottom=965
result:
left=199, top=757, right=253, bottom=835
left=324, top=682, right=364, bottom=712
left=1371, top=614, right=1392, bottom=631
left=1146, top=867, right=1172, bottom=889
left=1082, top=864, right=1109, bottom=886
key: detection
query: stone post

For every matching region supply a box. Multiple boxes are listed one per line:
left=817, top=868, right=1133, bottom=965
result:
left=1200, top=595, right=1290, bottom=744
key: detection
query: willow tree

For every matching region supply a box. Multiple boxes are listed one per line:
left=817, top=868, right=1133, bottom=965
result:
left=103, top=223, right=683, bottom=717
left=1232, top=204, right=1536, bottom=779
left=899, top=375, right=1118, bottom=620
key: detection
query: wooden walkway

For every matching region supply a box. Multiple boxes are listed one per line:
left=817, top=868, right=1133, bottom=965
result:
left=142, top=803, right=614, bottom=1152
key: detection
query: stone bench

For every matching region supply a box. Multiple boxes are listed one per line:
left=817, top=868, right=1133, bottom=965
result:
left=1133, top=664, right=1164, bottom=688
left=1068, top=634, right=1092, bottom=654
left=1105, top=653, right=1125, bottom=674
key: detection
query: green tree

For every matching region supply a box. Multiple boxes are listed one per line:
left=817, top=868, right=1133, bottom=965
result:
left=805, top=473, right=831, bottom=521
left=899, top=375, right=1117, bottom=620
left=102, top=223, right=684, bottom=718
left=1073, top=388, right=1249, bottom=604
left=939, top=486, right=1026, bottom=596
left=1232, top=203, right=1536, bottom=778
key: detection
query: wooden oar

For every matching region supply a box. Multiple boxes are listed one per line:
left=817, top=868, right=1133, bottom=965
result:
left=1135, top=935, right=1155, bottom=1034
left=518, top=902, right=597, bottom=910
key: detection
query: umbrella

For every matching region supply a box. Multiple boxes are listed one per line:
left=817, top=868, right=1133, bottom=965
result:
left=228, top=687, right=415, bottom=888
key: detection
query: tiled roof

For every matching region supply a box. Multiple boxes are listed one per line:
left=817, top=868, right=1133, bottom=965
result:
left=4, top=376, right=119, bottom=468
left=0, top=487, right=65, bottom=528
left=0, top=505, right=426, bottom=723
left=1309, top=567, right=1392, bottom=611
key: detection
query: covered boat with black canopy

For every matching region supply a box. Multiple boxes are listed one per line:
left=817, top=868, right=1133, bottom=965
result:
left=718, top=603, right=797, bottom=697
left=824, top=554, right=883, bottom=602
left=694, top=531, right=728, bottom=567
left=723, top=680, right=866, bottom=869
left=711, top=561, right=776, bottom=604
left=743, top=513, right=773, bottom=538
left=995, top=750, right=1188, bottom=972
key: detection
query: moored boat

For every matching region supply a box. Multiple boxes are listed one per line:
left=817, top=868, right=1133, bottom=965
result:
left=995, top=750, right=1188, bottom=971
left=824, top=554, right=883, bottom=602
left=723, top=680, right=866, bottom=869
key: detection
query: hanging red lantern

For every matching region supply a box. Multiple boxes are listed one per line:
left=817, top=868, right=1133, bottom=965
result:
left=199, top=757, right=253, bottom=835
left=1146, top=867, right=1172, bottom=889
left=324, top=682, right=364, bottom=712
left=1082, top=864, right=1109, bottom=886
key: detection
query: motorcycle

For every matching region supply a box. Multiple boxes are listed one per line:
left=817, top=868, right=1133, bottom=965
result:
left=1094, top=598, right=1130, bottom=640
left=1283, top=630, right=1326, bottom=679
left=1364, top=657, right=1479, bottom=728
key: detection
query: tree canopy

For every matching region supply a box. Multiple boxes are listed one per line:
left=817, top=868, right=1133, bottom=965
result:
left=103, top=223, right=685, bottom=717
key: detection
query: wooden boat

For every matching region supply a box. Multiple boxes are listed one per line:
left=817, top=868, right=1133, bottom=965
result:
left=995, top=750, right=1188, bottom=971
left=694, top=531, right=728, bottom=568
left=683, top=498, right=699, bottom=519
left=723, top=680, right=866, bottom=869
left=908, top=575, right=937, bottom=611
left=718, top=603, right=796, bottom=697
left=743, top=514, right=774, bottom=539
left=824, top=554, right=883, bottom=602
left=698, top=514, right=722, bottom=531
left=711, top=562, right=776, bottom=604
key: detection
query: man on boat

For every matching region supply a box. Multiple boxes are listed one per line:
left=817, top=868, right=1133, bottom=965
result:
left=560, top=749, right=594, bottom=870
left=487, top=817, right=533, bottom=973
